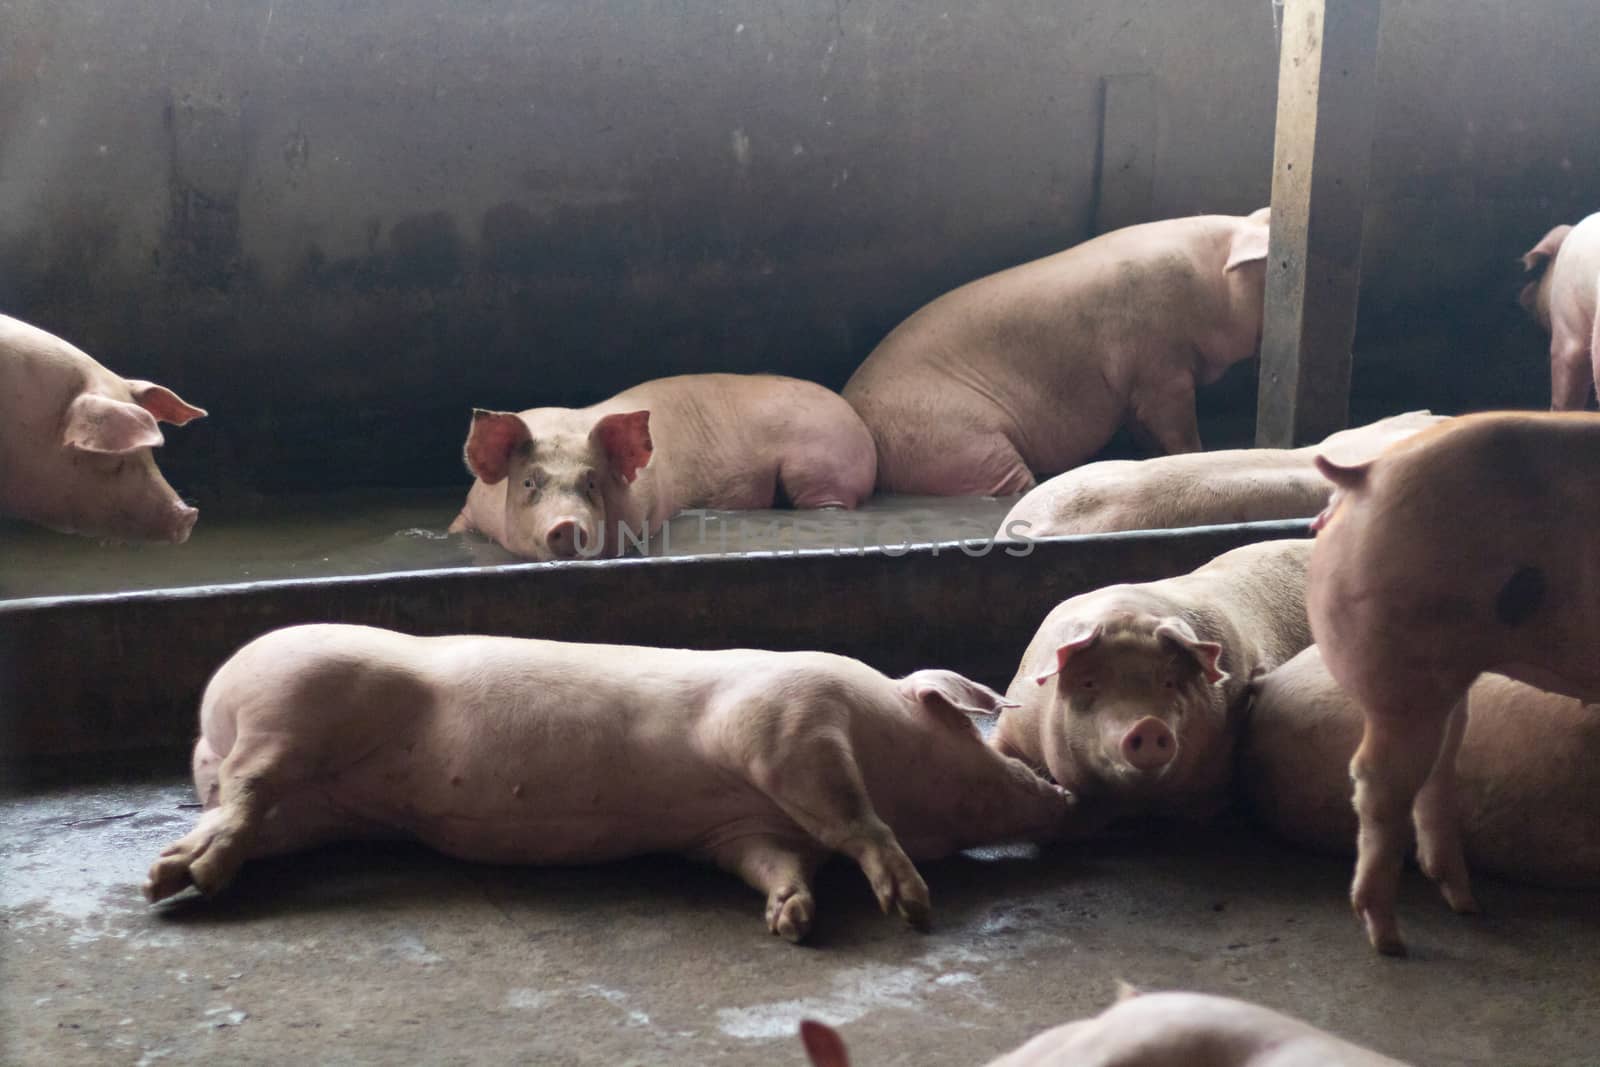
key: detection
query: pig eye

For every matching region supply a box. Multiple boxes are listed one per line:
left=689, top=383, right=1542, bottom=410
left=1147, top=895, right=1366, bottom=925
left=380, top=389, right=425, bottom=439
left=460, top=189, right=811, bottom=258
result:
left=1080, top=679, right=1096, bottom=690
left=1163, top=680, right=1177, bottom=690
left=522, top=475, right=540, bottom=492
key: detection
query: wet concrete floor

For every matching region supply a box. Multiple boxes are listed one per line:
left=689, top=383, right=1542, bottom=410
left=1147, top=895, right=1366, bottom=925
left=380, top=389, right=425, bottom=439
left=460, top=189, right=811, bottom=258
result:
left=0, top=492, right=1019, bottom=600
left=4, top=777, right=1597, bottom=1065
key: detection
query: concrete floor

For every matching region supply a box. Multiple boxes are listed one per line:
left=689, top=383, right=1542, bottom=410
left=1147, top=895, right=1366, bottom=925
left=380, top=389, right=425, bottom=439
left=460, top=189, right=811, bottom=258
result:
left=3, top=779, right=1598, bottom=1066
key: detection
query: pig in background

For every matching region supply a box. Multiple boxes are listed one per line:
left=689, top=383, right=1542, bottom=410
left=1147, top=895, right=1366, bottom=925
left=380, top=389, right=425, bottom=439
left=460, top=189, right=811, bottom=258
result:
left=0, top=314, right=206, bottom=544
left=145, top=624, right=1076, bottom=942
left=994, top=538, right=1312, bottom=829
left=1244, top=646, right=1600, bottom=890
left=1520, top=213, right=1600, bottom=410
left=1309, top=411, right=1600, bottom=954
left=843, top=209, right=1271, bottom=496
left=998, top=410, right=1446, bottom=539
left=450, top=373, right=876, bottom=560
left=800, top=985, right=1408, bottom=1066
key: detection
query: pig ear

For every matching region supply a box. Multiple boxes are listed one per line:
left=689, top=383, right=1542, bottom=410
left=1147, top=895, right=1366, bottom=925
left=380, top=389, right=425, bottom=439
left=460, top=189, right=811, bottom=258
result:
left=1155, top=618, right=1228, bottom=685
left=1224, top=213, right=1271, bottom=273
left=1521, top=224, right=1572, bottom=274
left=899, top=669, right=1017, bottom=735
left=463, top=409, right=532, bottom=485
left=592, top=410, right=653, bottom=484
left=1313, top=452, right=1371, bottom=490
left=799, top=1020, right=852, bottom=1067
left=1115, top=980, right=1143, bottom=1003
left=1033, top=624, right=1102, bottom=685
left=125, top=380, right=207, bottom=425
left=62, top=392, right=165, bottom=454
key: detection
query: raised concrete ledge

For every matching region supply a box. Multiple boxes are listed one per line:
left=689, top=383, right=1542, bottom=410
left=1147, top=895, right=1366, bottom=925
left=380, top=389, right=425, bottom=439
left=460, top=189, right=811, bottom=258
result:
left=1, top=521, right=1310, bottom=770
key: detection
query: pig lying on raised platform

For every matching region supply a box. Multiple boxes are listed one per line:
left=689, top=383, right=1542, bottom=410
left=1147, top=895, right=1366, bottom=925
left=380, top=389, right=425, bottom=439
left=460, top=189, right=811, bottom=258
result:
left=1309, top=411, right=1600, bottom=954
left=998, top=411, right=1445, bottom=539
left=843, top=210, right=1271, bottom=496
left=0, top=314, right=206, bottom=543
left=450, top=373, right=876, bottom=560
left=1244, top=646, right=1600, bottom=890
left=1520, top=213, right=1600, bottom=410
left=145, top=624, right=1075, bottom=942
left=994, top=538, right=1312, bottom=827
left=801, top=987, right=1407, bottom=1066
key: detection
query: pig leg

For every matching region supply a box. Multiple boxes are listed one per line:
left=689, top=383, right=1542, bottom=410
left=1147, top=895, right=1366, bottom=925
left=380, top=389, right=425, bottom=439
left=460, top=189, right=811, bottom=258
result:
left=706, top=835, right=825, bottom=942
left=1130, top=377, right=1203, bottom=455
left=144, top=737, right=305, bottom=903
left=749, top=733, right=932, bottom=929
left=1548, top=323, right=1587, bottom=412
left=778, top=453, right=875, bottom=511
left=1588, top=298, right=1600, bottom=410
left=1348, top=699, right=1458, bottom=955
left=1411, top=697, right=1478, bottom=915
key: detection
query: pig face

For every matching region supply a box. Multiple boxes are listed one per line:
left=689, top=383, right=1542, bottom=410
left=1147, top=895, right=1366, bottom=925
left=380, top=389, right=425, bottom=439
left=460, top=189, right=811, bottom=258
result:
left=461, top=408, right=652, bottom=560
left=1031, top=616, right=1231, bottom=812
left=56, top=381, right=205, bottom=543
left=1518, top=224, right=1572, bottom=329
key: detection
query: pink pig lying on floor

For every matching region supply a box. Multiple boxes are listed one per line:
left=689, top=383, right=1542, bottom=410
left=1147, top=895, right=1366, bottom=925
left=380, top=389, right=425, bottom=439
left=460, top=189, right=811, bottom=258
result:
left=995, top=539, right=1312, bottom=828
left=801, top=986, right=1407, bottom=1066
left=145, top=624, right=1076, bottom=941
left=0, top=314, right=206, bottom=543
left=997, top=411, right=1445, bottom=539
left=449, top=373, right=876, bottom=560
left=1244, top=645, right=1600, bottom=891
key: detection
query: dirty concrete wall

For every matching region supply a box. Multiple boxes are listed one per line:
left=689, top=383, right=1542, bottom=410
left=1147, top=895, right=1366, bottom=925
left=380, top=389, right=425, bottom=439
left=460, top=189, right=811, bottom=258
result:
left=0, top=0, right=1595, bottom=500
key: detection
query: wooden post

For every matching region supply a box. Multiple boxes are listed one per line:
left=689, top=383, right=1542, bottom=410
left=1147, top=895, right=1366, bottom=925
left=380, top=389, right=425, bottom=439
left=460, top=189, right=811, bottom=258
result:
left=1092, top=73, right=1156, bottom=236
left=1255, top=0, right=1382, bottom=447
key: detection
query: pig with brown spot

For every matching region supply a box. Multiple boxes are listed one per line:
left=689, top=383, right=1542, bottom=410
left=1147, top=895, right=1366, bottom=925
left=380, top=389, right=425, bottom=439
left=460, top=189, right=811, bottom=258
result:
left=843, top=210, right=1272, bottom=496
left=998, top=411, right=1446, bottom=539
left=1244, top=645, right=1600, bottom=890
left=801, top=986, right=1407, bottom=1066
left=449, top=373, right=876, bottom=560
left=994, top=538, right=1312, bottom=827
left=1519, top=213, right=1600, bottom=410
left=1308, top=411, right=1600, bottom=955
left=0, top=314, right=206, bottom=543
left=145, top=624, right=1075, bottom=942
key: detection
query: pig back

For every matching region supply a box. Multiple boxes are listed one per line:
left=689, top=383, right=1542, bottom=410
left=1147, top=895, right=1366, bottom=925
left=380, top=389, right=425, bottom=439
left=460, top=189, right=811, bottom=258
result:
left=1176, top=538, right=1315, bottom=682
left=227, top=630, right=779, bottom=865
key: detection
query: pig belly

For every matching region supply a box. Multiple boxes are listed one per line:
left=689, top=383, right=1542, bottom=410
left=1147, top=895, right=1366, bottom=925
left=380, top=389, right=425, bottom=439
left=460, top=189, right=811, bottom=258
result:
left=265, top=758, right=777, bottom=870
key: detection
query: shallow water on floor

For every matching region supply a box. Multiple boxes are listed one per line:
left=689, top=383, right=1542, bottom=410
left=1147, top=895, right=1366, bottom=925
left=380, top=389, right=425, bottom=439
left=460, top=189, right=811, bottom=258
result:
left=0, top=490, right=1021, bottom=600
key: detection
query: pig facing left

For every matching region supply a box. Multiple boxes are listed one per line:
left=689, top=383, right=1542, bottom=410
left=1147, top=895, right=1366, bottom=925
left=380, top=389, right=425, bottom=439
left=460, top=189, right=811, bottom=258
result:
left=994, top=538, right=1313, bottom=827
left=0, top=314, right=206, bottom=543
left=145, top=624, right=1076, bottom=941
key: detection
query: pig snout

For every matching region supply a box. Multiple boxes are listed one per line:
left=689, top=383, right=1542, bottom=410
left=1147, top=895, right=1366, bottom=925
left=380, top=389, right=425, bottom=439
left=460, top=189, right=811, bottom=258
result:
left=169, top=503, right=200, bottom=544
left=1120, top=717, right=1176, bottom=772
left=544, top=516, right=596, bottom=559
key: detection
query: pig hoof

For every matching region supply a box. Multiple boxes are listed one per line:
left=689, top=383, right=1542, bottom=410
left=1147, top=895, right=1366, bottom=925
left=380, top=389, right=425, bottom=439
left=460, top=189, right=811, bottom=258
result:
left=1440, top=885, right=1480, bottom=916
left=767, top=889, right=815, bottom=943
left=871, top=855, right=931, bottom=931
left=896, top=892, right=932, bottom=933
left=1358, top=909, right=1407, bottom=958
left=143, top=855, right=198, bottom=903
